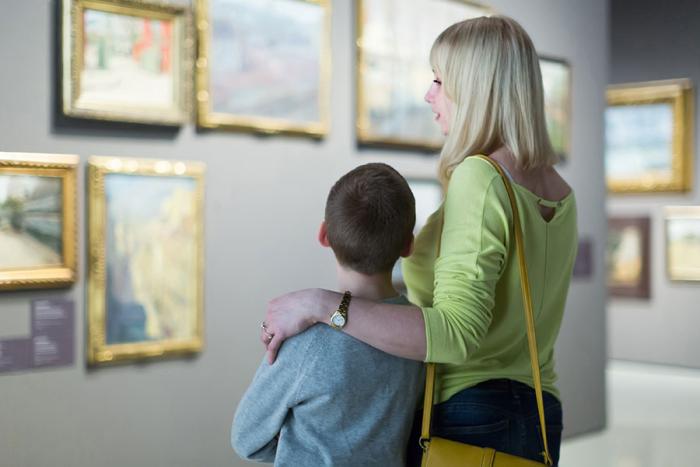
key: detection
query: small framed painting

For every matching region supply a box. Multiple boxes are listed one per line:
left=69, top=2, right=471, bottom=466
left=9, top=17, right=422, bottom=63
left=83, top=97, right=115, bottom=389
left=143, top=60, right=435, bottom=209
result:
left=0, top=153, right=78, bottom=290
left=573, top=237, right=593, bottom=279
left=540, top=57, right=572, bottom=162
left=605, top=79, right=693, bottom=193
left=196, top=0, right=331, bottom=137
left=87, top=156, right=205, bottom=365
left=665, top=206, right=700, bottom=281
left=62, top=0, right=192, bottom=125
left=355, top=0, right=490, bottom=150
left=606, top=216, right=651, bottom=298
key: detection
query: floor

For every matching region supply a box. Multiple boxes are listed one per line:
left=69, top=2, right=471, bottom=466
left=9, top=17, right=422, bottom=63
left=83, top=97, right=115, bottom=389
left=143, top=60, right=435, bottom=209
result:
left=560, top=360, right=700, bottom=467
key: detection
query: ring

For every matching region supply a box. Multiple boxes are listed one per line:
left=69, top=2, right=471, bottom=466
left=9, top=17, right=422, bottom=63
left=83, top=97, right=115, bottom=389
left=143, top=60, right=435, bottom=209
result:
left=261, top=321, right=274, bottom=339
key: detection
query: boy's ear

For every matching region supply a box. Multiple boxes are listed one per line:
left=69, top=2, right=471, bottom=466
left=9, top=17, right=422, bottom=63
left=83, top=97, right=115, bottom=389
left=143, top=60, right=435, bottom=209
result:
left=318, top=221, right=331, bottom=247
left=399, top=234, right=415, bottom=258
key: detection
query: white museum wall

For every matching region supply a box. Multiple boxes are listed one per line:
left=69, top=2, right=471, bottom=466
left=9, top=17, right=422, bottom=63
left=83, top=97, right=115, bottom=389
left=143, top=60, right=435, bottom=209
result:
left=608, top=0, right=700, bottom=368
left=0, top=1, right=609, bottom=466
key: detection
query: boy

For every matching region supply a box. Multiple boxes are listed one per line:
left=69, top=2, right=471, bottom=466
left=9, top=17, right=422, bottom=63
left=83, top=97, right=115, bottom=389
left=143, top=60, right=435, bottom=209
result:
left=232, top=163, right=424, bottom=466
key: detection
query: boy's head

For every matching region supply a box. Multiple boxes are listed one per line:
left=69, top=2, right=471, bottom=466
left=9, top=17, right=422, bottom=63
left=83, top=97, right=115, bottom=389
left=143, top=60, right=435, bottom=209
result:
left=320, top=163, right=415, bottom=275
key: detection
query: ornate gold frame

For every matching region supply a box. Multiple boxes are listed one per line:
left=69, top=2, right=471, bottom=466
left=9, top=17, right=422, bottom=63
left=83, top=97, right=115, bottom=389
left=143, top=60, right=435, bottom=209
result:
left=195, top=0, right=331, bottom=137
left=606, top=79, right=694, bottom=193
left=87, top=156, right=205, bottom=365
left=539, top=55, right=572, bottom=162
left=0, top=153, right=78, bottom=290
left=355, top=0, right=491, bottom=151
left=665, top=206, right=700, bottom=281
left=62, top=0, right=193, bottom=125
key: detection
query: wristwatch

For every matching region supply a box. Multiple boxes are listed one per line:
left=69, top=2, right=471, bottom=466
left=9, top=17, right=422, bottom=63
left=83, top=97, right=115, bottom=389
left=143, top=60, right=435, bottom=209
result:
left=329, top=291, right=352, bottom=329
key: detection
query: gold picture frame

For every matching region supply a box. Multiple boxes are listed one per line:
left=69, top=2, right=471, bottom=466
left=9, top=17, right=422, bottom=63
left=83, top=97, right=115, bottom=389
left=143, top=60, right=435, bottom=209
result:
left=665, top=206, right=700, bottom=281
left=62, top=0, right=192, bottom=125
left=0, top=153, right=78, bottom=290
left=606, top=79, right=694, bottom=193
left=355, top=0, right=491, bottom=151
left=87, top=156, right=205, bottom=365
left=196, top=0, right=331, bottom=137
left=540, top=56, right=572, bottom=162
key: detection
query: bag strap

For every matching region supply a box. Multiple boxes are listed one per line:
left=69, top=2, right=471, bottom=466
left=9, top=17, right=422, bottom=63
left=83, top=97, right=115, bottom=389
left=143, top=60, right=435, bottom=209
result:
left=419, top=155, right=553, bottom=466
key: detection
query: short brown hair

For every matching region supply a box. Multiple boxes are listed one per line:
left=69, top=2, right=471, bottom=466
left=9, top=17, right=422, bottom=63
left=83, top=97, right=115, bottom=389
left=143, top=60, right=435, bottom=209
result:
left=325, top=163, right=415, bottom=275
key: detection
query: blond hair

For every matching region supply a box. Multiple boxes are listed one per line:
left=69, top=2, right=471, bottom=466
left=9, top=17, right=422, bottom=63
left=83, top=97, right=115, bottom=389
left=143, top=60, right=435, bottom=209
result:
left=430, top=16, right=557, bottom=185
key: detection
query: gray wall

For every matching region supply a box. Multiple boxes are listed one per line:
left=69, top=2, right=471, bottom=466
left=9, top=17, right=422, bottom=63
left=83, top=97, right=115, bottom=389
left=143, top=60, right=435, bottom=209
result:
left=0, top=1, right=609, bottom=466
left=608, top=0, right=700, bottom=368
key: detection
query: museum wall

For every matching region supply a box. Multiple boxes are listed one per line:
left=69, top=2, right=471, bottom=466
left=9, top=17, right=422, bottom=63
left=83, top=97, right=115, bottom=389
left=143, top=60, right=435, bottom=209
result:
left=608, top=0, right=700, bottom=368
left=0, top=1, right=609, bottom=466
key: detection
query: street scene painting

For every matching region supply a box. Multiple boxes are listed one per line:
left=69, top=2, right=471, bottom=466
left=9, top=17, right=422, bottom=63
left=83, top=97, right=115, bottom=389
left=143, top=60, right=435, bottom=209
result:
left=80, top=8, right=176, bottom=109
left=0, top=175, right=63, bottom=269
left=0, top=153, right=77, bottom=291
left=63, top=0, right=189, bottom=124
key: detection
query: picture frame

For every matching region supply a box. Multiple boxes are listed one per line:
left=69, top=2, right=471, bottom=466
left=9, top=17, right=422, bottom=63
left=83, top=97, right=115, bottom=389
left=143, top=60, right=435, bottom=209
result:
left=605, top=79, right=694, bottom=193
left=0, top=153, right=78, bottom=290
left=355, top=0, right=491, bottom=150
left=606, top=216, right=651, bottom=298
left=87, top=156, right=205, bottom=365
left=540, top=56, right=572, bottom=162
left=572, top=237, right=593, bottom=279
left=61, top=0, right=192, bottom=125
left=392, top=177, right=443, bottom=290
left=408, top=178, right=444, bottom=233
left=196, top=0, right=331, bottom=137
left=665, top=206, right=700, bottom=281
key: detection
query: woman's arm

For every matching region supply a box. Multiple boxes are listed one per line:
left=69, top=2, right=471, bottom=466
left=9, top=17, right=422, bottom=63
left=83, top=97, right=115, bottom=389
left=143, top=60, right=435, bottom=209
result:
left=263, top=157, right=509, bottom=365
left=263, top=288, right=426, bottom=363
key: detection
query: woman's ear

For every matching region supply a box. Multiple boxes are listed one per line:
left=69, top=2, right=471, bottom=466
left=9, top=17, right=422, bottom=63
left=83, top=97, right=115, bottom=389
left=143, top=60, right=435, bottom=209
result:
left=400, top=234, right=415, bottom=257
left=318, top=221, right=331, bottom=247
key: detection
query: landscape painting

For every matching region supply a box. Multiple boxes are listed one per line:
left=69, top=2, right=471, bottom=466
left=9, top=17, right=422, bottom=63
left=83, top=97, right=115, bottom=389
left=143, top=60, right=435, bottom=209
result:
left=197, top=0, right=329, bottom=135
left=666, top=207, right=700, bottom=281
left=87, top=157, right=205, bottom=365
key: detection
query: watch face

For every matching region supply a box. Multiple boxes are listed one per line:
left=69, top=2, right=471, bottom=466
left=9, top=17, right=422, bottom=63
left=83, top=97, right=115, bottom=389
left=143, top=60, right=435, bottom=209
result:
left=331, top=313, right=346, bottom=327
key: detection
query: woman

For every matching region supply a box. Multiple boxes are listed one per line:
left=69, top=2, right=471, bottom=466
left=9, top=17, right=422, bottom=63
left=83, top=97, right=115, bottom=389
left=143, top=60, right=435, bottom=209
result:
left=261, top=16, right=576, bottom=466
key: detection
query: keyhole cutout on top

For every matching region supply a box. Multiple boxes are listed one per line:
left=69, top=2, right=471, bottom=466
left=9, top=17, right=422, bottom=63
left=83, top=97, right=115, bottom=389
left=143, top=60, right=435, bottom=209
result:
left=537, top=198, right=561, bottom=223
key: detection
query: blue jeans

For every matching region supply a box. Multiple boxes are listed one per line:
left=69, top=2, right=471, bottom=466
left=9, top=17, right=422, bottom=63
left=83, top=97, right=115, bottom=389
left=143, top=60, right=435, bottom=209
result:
left=406, top=379, right=562, bottom=466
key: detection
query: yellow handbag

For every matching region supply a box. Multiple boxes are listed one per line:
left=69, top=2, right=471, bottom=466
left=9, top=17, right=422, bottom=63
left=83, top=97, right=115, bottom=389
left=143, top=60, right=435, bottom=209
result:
left=419, top=155, right=554, bottom=467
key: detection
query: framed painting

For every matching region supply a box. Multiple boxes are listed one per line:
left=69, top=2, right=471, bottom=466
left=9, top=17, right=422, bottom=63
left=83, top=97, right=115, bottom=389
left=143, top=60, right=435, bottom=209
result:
left=62, top=0, right=192, bottom=125
left=572, top=237, right=593, bottom=279
left=87, top=156, right=205, bottom=365
left=665, top=206, right=700, bottom=281
left=356, top=0, right=491, bottom=150
left=196, top=0, right=330, bottom=136
left=0, top=153, right=78, bottom=290
left=606, top=216, right=651, bottom=298
left=540, top=56, right=572, bottom=162
left=605, top=79, right=694, bottom=193
left=392, top=177, right=443, bottom=290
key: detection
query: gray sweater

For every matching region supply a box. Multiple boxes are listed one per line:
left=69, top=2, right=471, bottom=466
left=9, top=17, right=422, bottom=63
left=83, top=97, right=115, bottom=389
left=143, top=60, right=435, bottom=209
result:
left=231, top=296, right=424, bottom=466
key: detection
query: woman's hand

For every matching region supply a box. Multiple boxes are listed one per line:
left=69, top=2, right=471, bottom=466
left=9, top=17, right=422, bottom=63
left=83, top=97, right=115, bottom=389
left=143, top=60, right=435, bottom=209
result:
left=261, top=288, right=338, bottom=364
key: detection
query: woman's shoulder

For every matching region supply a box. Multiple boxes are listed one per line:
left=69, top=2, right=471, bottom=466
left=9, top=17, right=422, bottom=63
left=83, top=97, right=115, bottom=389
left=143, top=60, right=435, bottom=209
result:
left=450, top=155, right=501, bottom=185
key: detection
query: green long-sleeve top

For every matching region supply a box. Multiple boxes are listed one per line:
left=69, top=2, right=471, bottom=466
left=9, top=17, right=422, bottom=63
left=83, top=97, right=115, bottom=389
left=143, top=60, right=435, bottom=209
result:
left=402, top=156, right=577, bottom=404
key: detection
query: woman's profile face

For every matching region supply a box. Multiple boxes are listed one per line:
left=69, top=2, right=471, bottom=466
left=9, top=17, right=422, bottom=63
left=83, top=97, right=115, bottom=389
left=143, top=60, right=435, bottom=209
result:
left=424, top=71, right=453, bottom=135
